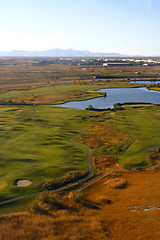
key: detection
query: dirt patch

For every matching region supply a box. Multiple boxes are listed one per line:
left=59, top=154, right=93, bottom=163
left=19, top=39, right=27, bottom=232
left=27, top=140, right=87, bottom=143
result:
left=14, top=179, right=32, bottom=187
left=105, top=178, right=127, bottom=188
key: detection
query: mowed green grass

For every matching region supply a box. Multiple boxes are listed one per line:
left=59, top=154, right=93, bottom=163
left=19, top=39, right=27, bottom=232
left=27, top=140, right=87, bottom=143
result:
left=113, top=104, right=160, bottom=168
left=0, top=105, right=98, bottom=201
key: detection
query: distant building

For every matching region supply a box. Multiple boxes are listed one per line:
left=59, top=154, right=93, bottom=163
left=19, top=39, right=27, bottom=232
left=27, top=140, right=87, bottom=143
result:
left=106, top=63, right=133, bottom=67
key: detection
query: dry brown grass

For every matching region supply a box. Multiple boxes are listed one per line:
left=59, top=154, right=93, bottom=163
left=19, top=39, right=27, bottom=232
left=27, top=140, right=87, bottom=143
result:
left=0, top=210, right=107, bottom=240
left=84, top=170, right=160, bottom=240
left=81, top=123, right=130, bottom=149
left=83, top=121, right=131, bottom=152
left=10, top=92, right=74, bottom=105
left=93, top=156, right=117, bottom=170
left=0, top=59, right=160, bottom=94
left=0, top=170, right=160, bottom=240
left=81, top=122, right=132, bottom=171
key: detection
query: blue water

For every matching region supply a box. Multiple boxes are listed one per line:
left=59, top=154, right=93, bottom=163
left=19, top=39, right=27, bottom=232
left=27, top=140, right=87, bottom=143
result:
left=130, top=80, right=160, bottom=84
left=79, top=67, right=86, bottom=70
left=54, top=87, right=160, bottom=109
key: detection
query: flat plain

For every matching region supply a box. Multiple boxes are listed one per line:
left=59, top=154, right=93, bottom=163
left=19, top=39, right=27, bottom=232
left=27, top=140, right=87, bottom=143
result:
left=0, top=57, right=160, bottom=239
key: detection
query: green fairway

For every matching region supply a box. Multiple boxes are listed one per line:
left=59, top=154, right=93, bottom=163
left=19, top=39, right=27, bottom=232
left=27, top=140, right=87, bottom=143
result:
left=113, top=104, right=160, bottom=168
left=0, top=105, right=99, bottom=201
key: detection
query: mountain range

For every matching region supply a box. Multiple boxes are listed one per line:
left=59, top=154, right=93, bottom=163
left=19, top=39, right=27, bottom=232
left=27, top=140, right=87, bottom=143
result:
left=0, top=49, right=126, bottom=57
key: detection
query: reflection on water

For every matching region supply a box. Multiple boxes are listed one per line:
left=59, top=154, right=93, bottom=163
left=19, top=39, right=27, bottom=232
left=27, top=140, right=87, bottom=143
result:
left=54, top=87, right=160, bottom=109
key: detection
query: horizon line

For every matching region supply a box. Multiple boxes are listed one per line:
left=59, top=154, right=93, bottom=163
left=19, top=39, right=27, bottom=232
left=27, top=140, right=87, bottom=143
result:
left=0, top=48, right=159, bottom=57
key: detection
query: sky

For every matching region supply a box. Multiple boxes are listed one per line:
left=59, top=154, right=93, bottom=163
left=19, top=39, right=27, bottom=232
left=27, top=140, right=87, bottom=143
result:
left=0, top=0, right=160, bottom=56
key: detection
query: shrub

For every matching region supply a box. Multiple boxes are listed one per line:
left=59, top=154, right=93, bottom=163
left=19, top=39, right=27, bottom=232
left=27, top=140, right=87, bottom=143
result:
left=73, top=191, right=84, bottom=203
left=87, top=105, right=94, bottom=110
left=146, top=152, right=160, bottom=164
left=43, top=171, right=88, bottom=191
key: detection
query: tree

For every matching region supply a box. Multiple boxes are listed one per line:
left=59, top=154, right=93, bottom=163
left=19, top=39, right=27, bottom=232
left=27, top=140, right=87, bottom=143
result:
left=87, top=104, right=93, bottom=110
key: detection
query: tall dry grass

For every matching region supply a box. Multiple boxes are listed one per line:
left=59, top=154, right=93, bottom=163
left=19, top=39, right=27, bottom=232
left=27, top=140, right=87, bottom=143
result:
left=0, top=210, right=107, bottom=240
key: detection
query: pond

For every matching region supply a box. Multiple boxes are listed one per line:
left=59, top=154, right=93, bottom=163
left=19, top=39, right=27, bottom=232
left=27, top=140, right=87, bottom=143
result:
left=54, top=87, right=160, bottom=109
left=130, top=80, right=160, bottom=84
left=79, top=67, right=86, bottom=70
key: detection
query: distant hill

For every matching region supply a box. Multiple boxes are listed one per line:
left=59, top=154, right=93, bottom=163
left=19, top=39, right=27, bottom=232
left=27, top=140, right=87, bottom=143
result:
left=0, top=49, right=126, bottom=57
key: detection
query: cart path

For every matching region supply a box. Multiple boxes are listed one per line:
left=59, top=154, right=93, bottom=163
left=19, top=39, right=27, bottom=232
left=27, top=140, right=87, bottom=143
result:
left=67, top=129, right=93, bottom=177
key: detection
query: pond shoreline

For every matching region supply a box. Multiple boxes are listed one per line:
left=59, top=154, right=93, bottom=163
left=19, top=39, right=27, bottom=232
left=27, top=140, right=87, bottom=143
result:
left=52, top=87, right=160, bottom=110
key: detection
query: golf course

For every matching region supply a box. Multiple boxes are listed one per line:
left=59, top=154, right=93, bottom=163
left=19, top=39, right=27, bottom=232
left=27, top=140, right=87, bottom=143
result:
left=0, top=100, right=160, bottom=210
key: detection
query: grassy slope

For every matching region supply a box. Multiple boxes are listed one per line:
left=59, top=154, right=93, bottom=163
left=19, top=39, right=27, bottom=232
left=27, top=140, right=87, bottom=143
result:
left=0, top=104, right=160, bottom=212
left=0, top=76, right=160, bottom=212
left=0, top=105, right=100, bottom=201
left=113, top=104, right=160, bottom=167
left=1, top=104, right=160, bottom=201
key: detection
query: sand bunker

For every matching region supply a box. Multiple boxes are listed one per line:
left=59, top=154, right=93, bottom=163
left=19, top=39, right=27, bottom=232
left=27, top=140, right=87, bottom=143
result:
left=15, top=180, right=32, bottom=187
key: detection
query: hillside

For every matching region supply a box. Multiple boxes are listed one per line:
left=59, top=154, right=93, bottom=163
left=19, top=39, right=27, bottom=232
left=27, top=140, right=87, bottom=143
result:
left=0, top=49, right=125, bottom=57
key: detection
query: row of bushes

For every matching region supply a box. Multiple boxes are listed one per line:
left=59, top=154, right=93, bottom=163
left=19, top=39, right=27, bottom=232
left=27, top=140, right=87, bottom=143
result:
left=43, top=171, right=89, bottom=191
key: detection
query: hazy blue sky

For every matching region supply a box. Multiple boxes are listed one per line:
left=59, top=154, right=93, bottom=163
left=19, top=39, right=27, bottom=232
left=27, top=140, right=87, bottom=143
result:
left=0, top=0, right=159, bottom=55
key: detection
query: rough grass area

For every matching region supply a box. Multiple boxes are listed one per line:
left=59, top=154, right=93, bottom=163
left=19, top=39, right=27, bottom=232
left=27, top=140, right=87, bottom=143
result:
left=0, top=82, right=139, bottom=105
left=81, top=121, right=132, bottom=171
left=0, top=84, right=103, bottom=105
left=80, top=104, right=160, bottom=170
